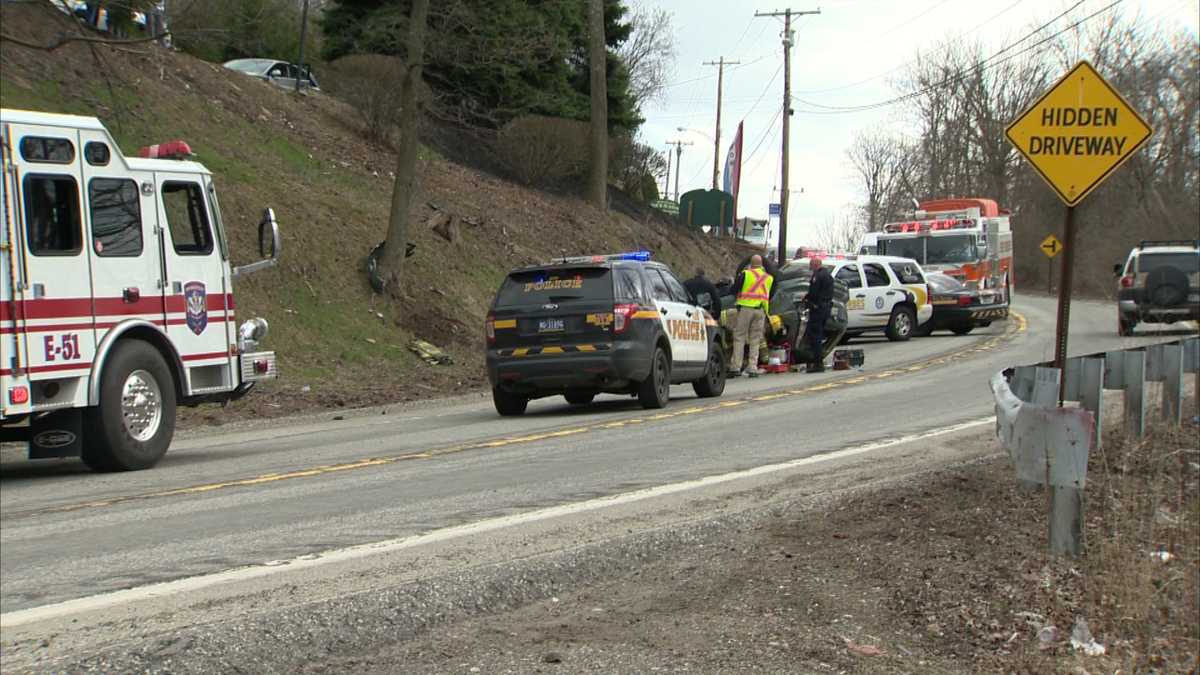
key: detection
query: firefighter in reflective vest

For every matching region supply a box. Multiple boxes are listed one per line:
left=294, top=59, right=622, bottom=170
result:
left=729, top=255, right=773, bottom=378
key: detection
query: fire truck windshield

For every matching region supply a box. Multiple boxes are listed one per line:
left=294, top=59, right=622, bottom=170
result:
left=879, top=234, right=977, bottom=264
left=925, top=235, right=977, bottom=264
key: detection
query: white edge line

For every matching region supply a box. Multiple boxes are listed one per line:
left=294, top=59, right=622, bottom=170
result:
left=0, top=416, right=995, bottom=629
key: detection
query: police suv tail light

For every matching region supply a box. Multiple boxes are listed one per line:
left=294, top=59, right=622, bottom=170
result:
left=1120, top=275, right=1134, bottom=288
left=957, top=295, right=973, bottom=307
left=485, top=313, right=496, bottom=344
left=613, top=304, right=639, bottom=333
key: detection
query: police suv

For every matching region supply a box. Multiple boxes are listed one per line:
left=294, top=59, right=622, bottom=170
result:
left=820, top=254, right=933, bottom=341
left=485, top=252, right=726, bottom=415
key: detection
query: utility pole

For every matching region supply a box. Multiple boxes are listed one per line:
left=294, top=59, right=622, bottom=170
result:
left=665, top=139, right=693, bottom=200
left=755, top=7, right=819, bottom=259
left=295, top=0, right=310, bottom=93
left=702, top=56, right=740, bottom=190
left=662, top=148, right=672, bottom=200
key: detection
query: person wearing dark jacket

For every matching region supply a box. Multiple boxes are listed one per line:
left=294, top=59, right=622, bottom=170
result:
left=683, top=268, right=721, bottom=320
left=802, top=256, right=834, bottom=372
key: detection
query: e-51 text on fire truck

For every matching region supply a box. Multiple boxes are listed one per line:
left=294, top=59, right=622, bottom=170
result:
left=1, top=109, right=281, bottom=471
left=873, top=198, right=1014, bottom=308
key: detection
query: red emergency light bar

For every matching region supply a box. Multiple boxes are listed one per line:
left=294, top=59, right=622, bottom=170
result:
left=881, top=218, right=976, bottom=234
left=138, top=140, right=194, bottom=160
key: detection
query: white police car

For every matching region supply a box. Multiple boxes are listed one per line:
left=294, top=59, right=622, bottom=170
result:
left=820, top=255, right=933, bottom=341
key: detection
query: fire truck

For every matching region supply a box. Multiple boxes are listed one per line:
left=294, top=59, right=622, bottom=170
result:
left=1, top=109, right=281, bottom=471
left=875, top=198, right=1014, bottom=306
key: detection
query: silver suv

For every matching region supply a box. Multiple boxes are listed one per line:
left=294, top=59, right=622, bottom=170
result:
left=1114, top=240, right=1200, bottom=336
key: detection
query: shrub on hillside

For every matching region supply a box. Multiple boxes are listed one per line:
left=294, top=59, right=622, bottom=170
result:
left=324, top=55, right=407, bottom=145
left=496, top=115, right=588, bottom=187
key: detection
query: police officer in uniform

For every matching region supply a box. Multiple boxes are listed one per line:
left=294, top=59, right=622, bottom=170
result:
left=802, top=256, right=834, bottom=373
left=729, top=255, right=773, bottom=377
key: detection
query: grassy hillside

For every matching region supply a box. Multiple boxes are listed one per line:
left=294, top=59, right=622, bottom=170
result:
left=0, top=5, right=746, bottom=421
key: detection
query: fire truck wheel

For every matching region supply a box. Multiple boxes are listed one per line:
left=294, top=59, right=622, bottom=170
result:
left=492, top=386, right=528, bottom=416
left=82, top=341, right=176, bottom=472
left=885, top=306, right=916, bottom=342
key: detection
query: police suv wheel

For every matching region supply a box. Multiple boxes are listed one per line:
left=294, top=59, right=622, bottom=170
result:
left=82, top=340, right=176, bottom=472
left=638, top=346, right=670, bottom=409
left=693, top=343, right=726, bottom=398
left=885, top=306, right=916, bottom=342
left=492, top=386, right=528, bottom=416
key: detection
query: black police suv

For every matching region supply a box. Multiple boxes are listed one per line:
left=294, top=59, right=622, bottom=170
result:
left=485, top=253, right=727, bottom=416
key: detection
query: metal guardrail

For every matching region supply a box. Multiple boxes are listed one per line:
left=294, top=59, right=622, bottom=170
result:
left=991, top=335, right=1200, bottom=556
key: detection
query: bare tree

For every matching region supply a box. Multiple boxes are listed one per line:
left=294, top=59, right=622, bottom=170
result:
left=815, top=209, right=866, bottom=253
left=587, top=0, right=608, bottom=209
left=846, top=131, right=912, bottom=231
left=618, top=2, right=675, bottom=108
left=378, top=0, right=430, bottom=299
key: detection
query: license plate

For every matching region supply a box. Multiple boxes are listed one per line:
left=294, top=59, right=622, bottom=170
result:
left=538, top=318, right=565, bottom=333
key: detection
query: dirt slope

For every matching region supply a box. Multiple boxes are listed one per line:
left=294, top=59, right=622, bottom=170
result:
left=0, top=4, right=747, bottom=422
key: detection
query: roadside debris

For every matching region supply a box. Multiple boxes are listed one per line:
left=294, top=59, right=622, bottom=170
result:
left=410, top=339, right=452, bottom=365
left=1070, top=618, right=1106, bottom=656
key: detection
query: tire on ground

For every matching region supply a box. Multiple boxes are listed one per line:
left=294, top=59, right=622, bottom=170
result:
left=692, top=343, right=725, bottom=398
left=82, top=339, right=177, bottom=472
left=638, top=345, right=671, bottom=409
left=493, top=386, right=528, bottom=416
left=885, top=305, right=917, bottom=342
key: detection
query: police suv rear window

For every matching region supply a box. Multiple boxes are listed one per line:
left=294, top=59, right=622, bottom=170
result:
left=889, top=261, right=924, bottom=284
left=495, top=267, right=613, bottom=307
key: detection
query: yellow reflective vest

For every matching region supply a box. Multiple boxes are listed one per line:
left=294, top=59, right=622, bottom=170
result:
left=735, top=268, right=772, bottom=312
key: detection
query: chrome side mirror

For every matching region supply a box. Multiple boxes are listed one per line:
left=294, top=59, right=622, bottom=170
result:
left=233, top=208, right=282, bottom=278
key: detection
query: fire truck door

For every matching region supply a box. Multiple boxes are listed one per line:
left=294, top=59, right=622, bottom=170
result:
left=8, top=125, right=98, bottom=383
left=79, top=130, right=167, bottom=351
left=155, top=172, right=233, bottom=393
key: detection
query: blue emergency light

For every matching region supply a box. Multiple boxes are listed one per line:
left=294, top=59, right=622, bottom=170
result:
left=555, top=251, right=653, bottom=264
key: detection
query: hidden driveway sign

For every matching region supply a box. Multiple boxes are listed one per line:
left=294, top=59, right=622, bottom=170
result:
left=1005, top=60, right=1152, bottom=206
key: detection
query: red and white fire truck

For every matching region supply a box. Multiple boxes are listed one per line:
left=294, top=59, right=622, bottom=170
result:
left=1, top=109, right=281, bottom=471
left=875, top=198, right=1014, bottom=304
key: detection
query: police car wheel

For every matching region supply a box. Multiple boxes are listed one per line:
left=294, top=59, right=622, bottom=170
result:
left=82, top=340, right=176, bottom=472
left=564, top=390, right=596, bottom=405
left=885, top=307, right=916, bottom=342
left=638, top=346, right=671, bottom=409
left=492, top=386, right=528, bottom=416
left=693, top=343, right=726, bottom=398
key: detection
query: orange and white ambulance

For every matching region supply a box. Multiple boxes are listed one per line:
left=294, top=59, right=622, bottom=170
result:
left=1, top=109, right=280, bottom=471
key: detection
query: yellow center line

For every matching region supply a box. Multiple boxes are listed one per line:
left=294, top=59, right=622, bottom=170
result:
left=18, top=313, right=1026, bottom=518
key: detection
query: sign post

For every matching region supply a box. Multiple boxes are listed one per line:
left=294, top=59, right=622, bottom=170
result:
left=1006, top=61, right=1152, bottom=404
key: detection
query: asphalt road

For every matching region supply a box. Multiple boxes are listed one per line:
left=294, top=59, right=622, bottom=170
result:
left=0, top=295, right=1192, bottom=619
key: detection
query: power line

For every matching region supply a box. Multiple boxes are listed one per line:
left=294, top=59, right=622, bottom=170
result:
left=790, top=0, right=1119, bottom=115
left=734, top=62, right=783, bottom=122
left=794, top=0, right=1030, bottom=96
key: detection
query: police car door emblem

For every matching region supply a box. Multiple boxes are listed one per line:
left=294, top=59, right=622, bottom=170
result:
left=184, top=281, right=208, bottom=335
left=875, top=296, right=885, bottom=309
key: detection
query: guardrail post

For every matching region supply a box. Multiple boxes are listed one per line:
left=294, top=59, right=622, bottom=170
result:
left=1032, top=367, right=1061, bottom=408
left=1013, top=365, right=1036, bottom=402
left=1080, top=357, right=1104, bottom=451
left=1123, top=349, right=1146, bottom=438
left=1162, top=343, right=1184, bottom=426
left=1103, top=350, right=1125, bottom=390
left=1062, top=357, right=1082, bottom=402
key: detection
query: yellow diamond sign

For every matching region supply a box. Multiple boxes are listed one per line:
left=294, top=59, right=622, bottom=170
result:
left=1040, top=234, right=1063, bottom=258
left=1005, top=60, right=1152, bottom=206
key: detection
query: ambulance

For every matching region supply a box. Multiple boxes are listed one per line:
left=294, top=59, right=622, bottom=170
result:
left=1, top=109, right=281, bottom=471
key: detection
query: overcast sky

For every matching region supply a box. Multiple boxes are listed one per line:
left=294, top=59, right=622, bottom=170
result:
left=640, top=0, right=1199, bottom=248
